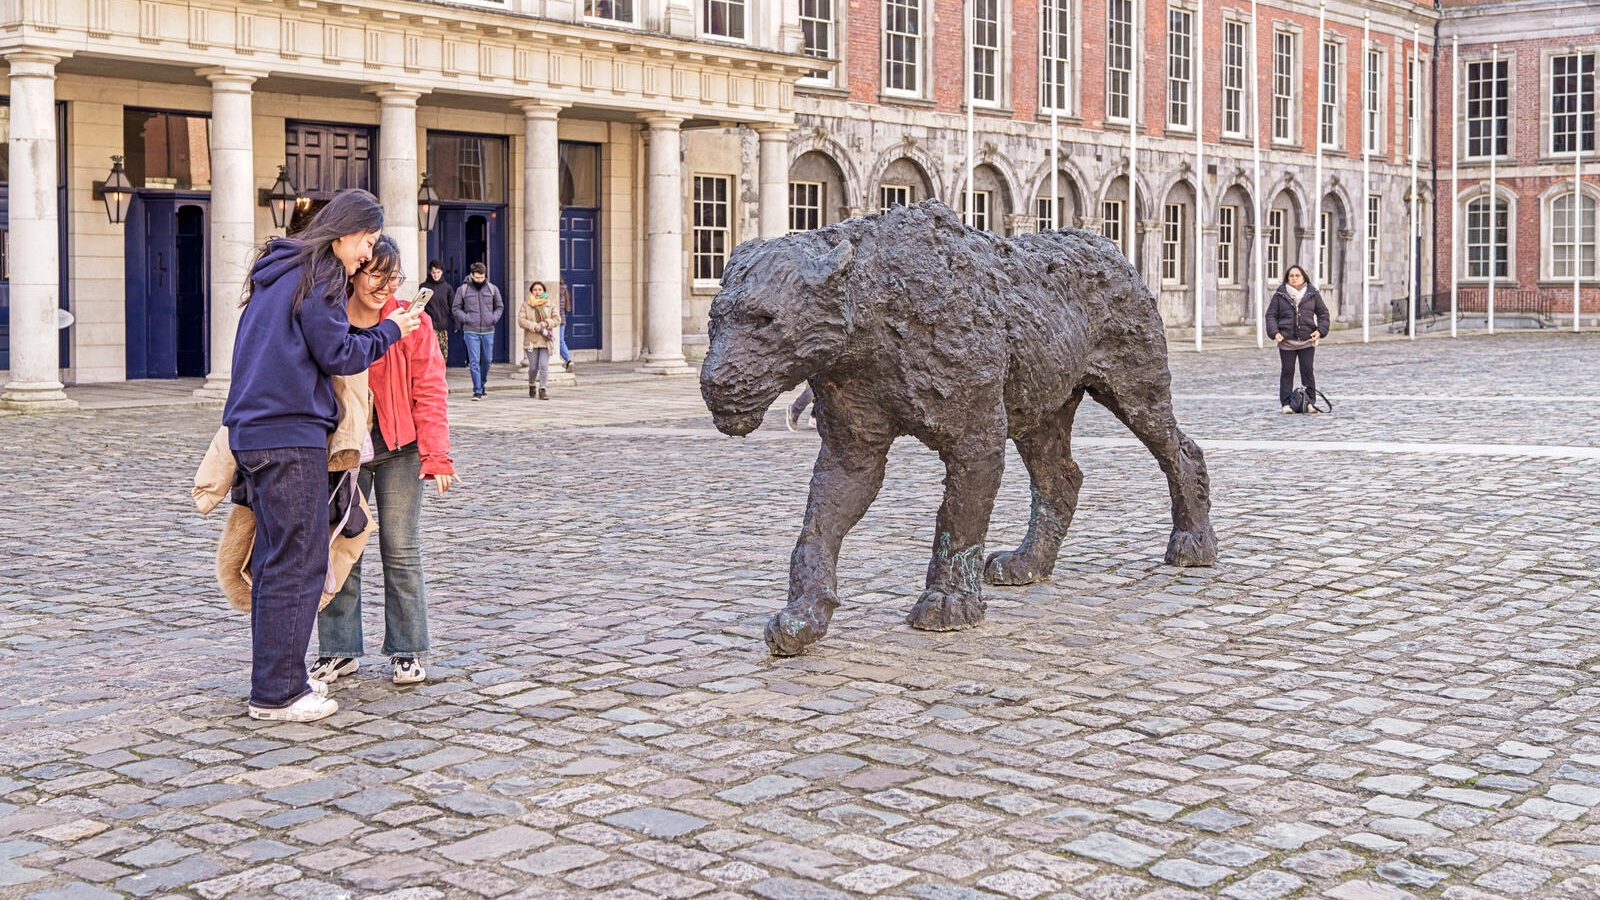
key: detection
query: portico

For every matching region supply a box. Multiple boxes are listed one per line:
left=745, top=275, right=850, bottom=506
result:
left=0, top=0, right=808, bottom=409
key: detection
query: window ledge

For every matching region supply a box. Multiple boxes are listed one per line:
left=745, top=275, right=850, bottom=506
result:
left=798, top=83, right=850, bottom=99
left=691, top=280, right=723, bottom=295
left=1036, top=111, right=1082, bottom=125
left=1537, top=279, right=1600, bottom=287
left=879, top=92, right=935, bottom=108
left=1538, top=154, right=1600, bottom=166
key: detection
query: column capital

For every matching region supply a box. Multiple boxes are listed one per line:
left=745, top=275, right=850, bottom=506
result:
left=754, top=122, right=797, bottom=138
left=513, top=99, right=568, bottom=119
left=362, top=84, right=429, bottom=104
left=5, top=49, right=68, bottom=76
left=198, top=66, right=267, bottom=87
left=641, top=113, right=689, bottom=130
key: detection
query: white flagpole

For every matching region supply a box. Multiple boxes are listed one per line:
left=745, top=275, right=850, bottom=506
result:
left=1052, top=110, right=1061, bottom=228
left=1313, top=1, right=1325, bottom=306
left=1251, top=0, right=1264, bottom=349
left=1488, top=43, right=1498, bottom=334
left=1451, top=35, right=1459, bottom=338
left=1408, top=24, right=1419, bottom=340
left=1362, top=12, right=1372, bottom=343
left=1577, top=114, right=1584, bottom=333
left=966, top=1, right=975, bottom=229
left=1130, top=0, right=1140, bottom=267
left=1194, top=0, right=1205, bottom=352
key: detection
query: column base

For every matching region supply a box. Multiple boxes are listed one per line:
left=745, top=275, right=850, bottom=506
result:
left=193, top=377, right=231, bottom=401
left=635, top=357, right=698, bottom=376
left=0, top=382, right=78, bottom=413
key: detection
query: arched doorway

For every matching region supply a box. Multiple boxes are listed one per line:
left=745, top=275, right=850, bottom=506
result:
left=877, top=157, right=935, bottom=211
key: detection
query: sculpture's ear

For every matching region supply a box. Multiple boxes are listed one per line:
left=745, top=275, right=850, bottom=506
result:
left=800, top=241, right=854, bottom=289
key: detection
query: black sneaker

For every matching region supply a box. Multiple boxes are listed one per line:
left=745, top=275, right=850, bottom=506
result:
left=308, top=656, right=358, bottom=683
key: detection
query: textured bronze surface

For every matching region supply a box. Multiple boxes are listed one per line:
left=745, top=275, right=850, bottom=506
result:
left=702, top=201, right=1216, bottom=656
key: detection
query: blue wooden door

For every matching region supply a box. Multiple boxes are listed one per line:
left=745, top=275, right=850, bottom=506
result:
left=560, top=208, right=600, bottom=351
left=429, top=204, right=509, bottom=365
left=125, top=194, right=208, bottom=379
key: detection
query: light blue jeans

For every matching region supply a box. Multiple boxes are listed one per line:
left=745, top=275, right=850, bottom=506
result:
left=317, top=442, right=430, bottom=658
left=463, top=330, right=494, bottom=395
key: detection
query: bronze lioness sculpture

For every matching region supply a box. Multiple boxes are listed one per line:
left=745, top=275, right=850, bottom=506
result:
left=701, top=200, right=1215, bottom=656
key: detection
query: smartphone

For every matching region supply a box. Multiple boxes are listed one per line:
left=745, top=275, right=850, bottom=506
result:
left=405, top=287, right=433, bottom=314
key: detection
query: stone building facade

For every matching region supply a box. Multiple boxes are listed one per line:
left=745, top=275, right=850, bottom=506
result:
left=0, top=0, right=812, bottom=410
left=752, top=0, right=1442, bottom=343
left=1434, top=0, right=1599, bottom=326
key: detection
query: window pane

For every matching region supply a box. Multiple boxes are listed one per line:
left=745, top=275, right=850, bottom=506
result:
left=427, top=133, right=508, bottom=203
left=124, top=109, right=212, bottom=190
left=585, top=0, right=634, bottom=20
left=1167, top=9, right=1192, bottom=129
left=1107, top=0, right=1133, bottom=120
left=559, top=142, right=600, bottom=208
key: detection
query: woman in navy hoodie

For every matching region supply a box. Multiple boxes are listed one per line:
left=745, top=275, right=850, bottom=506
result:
left=224, top=189, right=424, bottom=722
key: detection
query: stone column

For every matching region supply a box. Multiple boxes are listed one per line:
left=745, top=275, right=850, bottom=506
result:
left=195, top=68, right=262, bottom=400
left=756, top=125, right=792, bottom=239
left=1, top=51, right=74, bottom=412
left=367, top=86, right=426, bottom=284
left=639, top=115, right=694, bottom=375
left=514, top=100, right=565, bottom=367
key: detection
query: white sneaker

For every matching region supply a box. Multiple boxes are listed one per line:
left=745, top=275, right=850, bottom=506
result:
left=392, top=657, right=426, bottom=686
left=1281, top=405, right=1293, bottom=414
left=309, top=657, right=358, bottom=683
left=785, top=407, right=799, bottom=431
left=249, top=692, right=338, bottom=722
left=308, top=678, right=329, bottom=698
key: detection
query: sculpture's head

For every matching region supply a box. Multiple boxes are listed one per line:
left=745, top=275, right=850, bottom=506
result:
left=701, top=237, right=856, bottom=436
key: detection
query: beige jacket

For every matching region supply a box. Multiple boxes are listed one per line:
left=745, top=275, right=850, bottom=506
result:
left=194, top=373, right=376, bottom=612
left=520, top=296, right=562, bottom=350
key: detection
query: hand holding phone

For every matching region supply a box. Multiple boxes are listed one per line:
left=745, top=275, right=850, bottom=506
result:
left=405, top=287, right=433, bottom=314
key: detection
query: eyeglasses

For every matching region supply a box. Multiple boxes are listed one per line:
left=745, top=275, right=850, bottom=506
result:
left=362, top=270, right=405, bottom=289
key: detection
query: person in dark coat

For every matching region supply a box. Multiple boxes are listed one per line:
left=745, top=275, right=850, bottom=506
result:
left=1264, top=264, right=1330, bottom=413
left=419, top=260, right=453, bottom=363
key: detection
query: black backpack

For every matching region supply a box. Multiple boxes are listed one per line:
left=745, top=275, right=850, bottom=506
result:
left=1289, top=387, right=1332, bottom=414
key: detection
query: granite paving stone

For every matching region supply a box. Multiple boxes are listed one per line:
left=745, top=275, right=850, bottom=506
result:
left=1, top=334, right=1598, bottom=896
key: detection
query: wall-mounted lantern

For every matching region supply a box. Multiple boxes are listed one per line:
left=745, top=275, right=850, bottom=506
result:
left=264, top=166, right=299, bottom=230
left=418, top=172, right=440, bottom=232
left=96, top=156, right=134, bottom=225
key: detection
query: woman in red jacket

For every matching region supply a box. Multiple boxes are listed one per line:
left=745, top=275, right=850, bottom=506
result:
left=312, top=235, right=455, bottom=687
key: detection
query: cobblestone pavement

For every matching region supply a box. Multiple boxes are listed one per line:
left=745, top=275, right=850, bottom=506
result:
left=1, top=332, right=1598, bottom=900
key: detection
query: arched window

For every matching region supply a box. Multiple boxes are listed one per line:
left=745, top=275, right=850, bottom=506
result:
left=1464, top=195, right=1509, bottom=280
left=1549, top=190, right=1599, bottom=280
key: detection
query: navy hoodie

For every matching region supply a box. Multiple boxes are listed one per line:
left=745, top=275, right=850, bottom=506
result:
left=224, top=241, right=401, bottom=452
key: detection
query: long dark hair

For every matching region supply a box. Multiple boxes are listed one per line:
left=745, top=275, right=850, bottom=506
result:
left=242, top=189, right=384, bottom=311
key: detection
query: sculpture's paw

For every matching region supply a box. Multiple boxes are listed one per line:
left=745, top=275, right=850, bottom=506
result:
left=984, top=550, right=1052, bottom=586
left=764, top=600, right=836, bottom=657
left=906, top=588, right=987, bottom=632
left=1165, top=525, right=1217, bottom=567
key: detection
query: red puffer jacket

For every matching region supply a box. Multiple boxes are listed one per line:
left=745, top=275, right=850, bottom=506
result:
left=370, top=297, right=455, bottom=477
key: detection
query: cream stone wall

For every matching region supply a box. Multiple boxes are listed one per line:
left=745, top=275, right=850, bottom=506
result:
left=680, top=127, right=752, bottom=359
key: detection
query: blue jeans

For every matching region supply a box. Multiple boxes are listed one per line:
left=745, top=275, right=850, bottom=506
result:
left=555, top=324, right=571, bottom=363
left=234, top=447, right=329, bottom=709
left=318, top=442, right=430, bottom=658
left=463, top=330, right=494, bottom=395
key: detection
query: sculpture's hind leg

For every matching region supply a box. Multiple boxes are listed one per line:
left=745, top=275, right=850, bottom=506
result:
left=1090, top=369, right=1216, bottom=567
left=985, top=391, right=1085, bottom=586
left=907, top=432, right=1006, bottom=631
left=767, top=416, right=894, bottom=656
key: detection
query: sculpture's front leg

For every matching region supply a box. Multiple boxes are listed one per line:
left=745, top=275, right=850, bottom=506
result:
left=767, top=413, right=893, bottom=656
left=907, top=432, right=1006, bottom=632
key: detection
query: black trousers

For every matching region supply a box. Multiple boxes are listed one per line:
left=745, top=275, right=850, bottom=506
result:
left=1278, top=347, right=1315, bottom=406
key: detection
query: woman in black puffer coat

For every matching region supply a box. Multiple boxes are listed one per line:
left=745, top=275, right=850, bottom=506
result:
left=1264, top=265, right=1330, bottom=413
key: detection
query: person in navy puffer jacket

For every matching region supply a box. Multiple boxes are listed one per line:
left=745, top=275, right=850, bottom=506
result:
left=223, top=189, right=424, bottom=723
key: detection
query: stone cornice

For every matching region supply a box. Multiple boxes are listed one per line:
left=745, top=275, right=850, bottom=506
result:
left=0, top=0, right=807, bottom=123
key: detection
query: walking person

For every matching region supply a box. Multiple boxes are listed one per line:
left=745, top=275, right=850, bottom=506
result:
left=521, top=281, right=562, bottom=400
left=419, top=259, right=453, bottom=363
left=312, top=237, right=455, bottom=688
left=223, top=189, right=424, bottom=722
left=1265, top=264, right=1330, bottom=414
left=557, top=282, right=574, bottom=372
left=452, top=261, right=503, bottom=400
left=786, top=385, right=816, bottom=431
